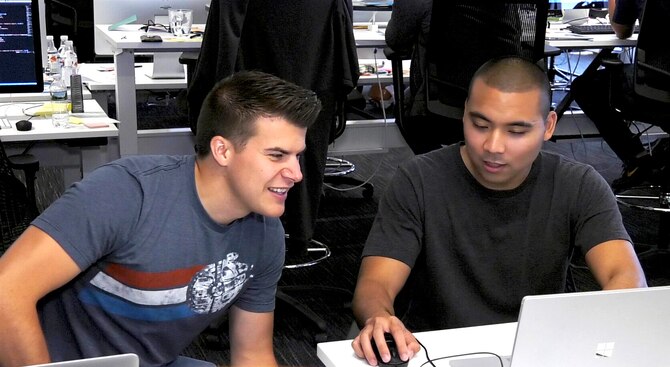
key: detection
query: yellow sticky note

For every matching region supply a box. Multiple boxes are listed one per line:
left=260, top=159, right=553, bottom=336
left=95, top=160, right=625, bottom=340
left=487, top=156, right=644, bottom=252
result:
left=33, top=102, right=72, bottom=116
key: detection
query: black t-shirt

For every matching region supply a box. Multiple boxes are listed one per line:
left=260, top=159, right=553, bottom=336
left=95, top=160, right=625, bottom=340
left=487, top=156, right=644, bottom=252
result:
left=363, top=144, right=631, bottom=330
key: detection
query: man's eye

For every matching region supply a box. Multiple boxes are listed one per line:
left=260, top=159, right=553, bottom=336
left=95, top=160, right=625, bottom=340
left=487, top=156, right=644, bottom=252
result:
left=269, top=153, right=284, bottom=159
left=509, top=129, right=528, bottom=135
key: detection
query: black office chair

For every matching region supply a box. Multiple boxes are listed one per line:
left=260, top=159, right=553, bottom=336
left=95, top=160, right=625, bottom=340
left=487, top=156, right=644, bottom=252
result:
left=0, top=142, right=39, bottom=254
left=385, top=1, right=549, bottom=141
left=603, top=0, right=670, bottom=275
left=184, top=0, right=358, bottom=342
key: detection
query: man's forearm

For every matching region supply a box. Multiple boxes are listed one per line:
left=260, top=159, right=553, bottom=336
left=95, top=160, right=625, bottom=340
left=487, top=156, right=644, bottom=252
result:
left=352, top=282, right=396, bottom=327
left=231, top=354, right=277, bottom=367
left=0, top=302, right=50, bottom=366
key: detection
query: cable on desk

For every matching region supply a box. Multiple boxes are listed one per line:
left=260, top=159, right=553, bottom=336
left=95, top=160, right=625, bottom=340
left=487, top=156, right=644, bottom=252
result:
left=416, top=336, right=505, bottom=367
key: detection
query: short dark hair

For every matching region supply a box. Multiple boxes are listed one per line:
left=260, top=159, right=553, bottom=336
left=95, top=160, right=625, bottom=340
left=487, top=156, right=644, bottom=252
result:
left=468, top=56, right=552, bottom=116
left=194, top=71, right=322, bottom=156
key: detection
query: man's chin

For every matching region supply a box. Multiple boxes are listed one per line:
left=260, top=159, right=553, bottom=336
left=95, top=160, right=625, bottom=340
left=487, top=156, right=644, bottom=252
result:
left=261, top=206, right=286, bottom=218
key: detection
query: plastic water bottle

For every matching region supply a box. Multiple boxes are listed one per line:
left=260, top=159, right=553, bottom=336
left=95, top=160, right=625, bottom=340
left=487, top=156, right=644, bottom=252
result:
left=57, top=35, right=69, bottom=57
left=45, top=35, right=61, bottom=77
left=49, top=74, right=69, bottom=127
left=61, top=40, right=78, bottom=87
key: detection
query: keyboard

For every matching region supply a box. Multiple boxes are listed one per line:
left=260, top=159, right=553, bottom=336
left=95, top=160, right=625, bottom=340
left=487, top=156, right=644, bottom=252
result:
left=569, top=24, right=640, bottom=34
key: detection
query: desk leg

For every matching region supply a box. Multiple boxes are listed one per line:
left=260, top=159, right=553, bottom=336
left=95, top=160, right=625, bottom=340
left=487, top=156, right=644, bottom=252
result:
left=554, top=47, right=614, bottom=121
left=114, top=50, right=138, bottom=156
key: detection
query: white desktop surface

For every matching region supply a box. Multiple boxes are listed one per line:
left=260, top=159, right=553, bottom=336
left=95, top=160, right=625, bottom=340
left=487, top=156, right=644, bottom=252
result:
left=0, top=99, right=118, bottom=142
left=96, top=24, right=204, bottom=52
left=545, top=29, right=638, bottom=48
left=0, top=89, right=93, bottom=103
left=354, top=28, right=386, bottom=48
left=317, top=322, right=517, bottom=367
left=79, top=63, right=187, bottom=91
left=545, top=19, right=638, bottom=48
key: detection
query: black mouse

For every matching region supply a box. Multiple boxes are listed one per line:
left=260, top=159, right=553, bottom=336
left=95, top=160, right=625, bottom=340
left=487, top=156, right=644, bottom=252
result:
left=15, top=119, right=32, bottom=131
left=370, top=333, right=408, bottom=367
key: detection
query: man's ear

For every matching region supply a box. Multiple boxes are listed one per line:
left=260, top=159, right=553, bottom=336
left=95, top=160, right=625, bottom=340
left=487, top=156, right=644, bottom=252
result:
left=210, top=136, right=233, bottom=166
left=543, top=111, right=558, bottom=141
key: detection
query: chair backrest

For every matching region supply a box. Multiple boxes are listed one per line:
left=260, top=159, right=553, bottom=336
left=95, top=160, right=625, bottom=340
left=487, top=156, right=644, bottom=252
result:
left=186, top=0, right=359, bottom=136
left=0, top=144, right=32, bottom=254
left=425, top=1, right=549, bottom=119
left=633, top=0, right=670, bottom=103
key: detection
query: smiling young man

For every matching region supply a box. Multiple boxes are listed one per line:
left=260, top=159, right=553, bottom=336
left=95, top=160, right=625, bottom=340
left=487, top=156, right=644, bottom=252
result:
left=351, top=57, right=647, bottom=366
left=0, top=71, right=321, bottom=367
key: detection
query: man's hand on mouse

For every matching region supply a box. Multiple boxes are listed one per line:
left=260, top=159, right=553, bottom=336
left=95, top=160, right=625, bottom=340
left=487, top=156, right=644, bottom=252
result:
left=352, top=315, right=420, bottom=366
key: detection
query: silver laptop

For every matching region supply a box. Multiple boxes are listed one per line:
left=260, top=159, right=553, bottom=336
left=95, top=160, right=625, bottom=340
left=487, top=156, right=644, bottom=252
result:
left=26, top=354, right=139, bottom=367
left=450, top=286, right=670, bottom=367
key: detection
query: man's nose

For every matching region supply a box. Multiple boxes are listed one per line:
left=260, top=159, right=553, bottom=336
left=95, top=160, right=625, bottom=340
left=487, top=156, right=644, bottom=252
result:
left=284, top=157, right=303, bottom=183
left=484, top=129, right=506, bottom=154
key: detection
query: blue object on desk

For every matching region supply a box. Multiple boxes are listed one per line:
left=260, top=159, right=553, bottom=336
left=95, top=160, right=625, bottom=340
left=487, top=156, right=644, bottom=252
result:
left=108, top=15, right=138, bottom=31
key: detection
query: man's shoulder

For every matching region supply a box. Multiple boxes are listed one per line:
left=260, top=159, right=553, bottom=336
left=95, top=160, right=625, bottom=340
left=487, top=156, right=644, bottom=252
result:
left=411, top=143, right=459, bottom=166
left=540, top=150, right=594, bottom=174
left=106, top=155, right=194, bottom=177
left=538, top=151, right=605, bottom=190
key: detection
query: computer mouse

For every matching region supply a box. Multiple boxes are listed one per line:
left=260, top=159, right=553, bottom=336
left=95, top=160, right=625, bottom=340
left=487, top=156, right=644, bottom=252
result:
left=15, top=119, right=32, bottom=131
left=370, top=333, right=409, bottom=367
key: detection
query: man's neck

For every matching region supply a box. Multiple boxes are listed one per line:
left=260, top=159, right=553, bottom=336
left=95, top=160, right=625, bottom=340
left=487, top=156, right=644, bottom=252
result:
left=194, top=158, right=247, bottom=225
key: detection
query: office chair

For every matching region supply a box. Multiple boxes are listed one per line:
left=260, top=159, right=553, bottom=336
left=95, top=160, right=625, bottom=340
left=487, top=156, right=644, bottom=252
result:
left=386, top=1, right=549, bottom=140
left=0, top=142, right=39, bottom=254
left=323, top=102, right=374, bottom=199
left=184, top=0, right=358, bottom=342
left=604, top=0, right=670, bottom=275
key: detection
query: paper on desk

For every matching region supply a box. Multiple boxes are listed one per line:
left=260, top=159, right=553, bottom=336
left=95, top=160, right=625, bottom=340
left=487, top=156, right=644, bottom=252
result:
left=32, top=102, right=72, bottom=116
left=69, top=116, right=115, bottom=127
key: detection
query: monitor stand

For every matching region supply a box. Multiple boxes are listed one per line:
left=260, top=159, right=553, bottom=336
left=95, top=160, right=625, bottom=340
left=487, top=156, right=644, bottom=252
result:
left=146, top=52, right=186, bottom=79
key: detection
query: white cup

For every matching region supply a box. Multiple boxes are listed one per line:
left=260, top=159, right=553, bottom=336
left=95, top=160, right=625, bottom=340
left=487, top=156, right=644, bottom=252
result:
left=168, top=8, right=193, bottom=36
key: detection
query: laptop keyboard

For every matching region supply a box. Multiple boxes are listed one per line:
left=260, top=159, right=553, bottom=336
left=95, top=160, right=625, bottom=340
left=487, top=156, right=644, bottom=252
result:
left=569, top=24, right=640, bottom=34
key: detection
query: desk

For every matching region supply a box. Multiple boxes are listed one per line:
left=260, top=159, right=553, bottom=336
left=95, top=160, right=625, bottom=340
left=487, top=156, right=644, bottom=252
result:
left=79, top=62, right=188, bottom=116
left=317, top=322, right=517, bottom=367
left=96, top=24, right=408, bottom=156
left=1, top=99, right=119, bottom=186
left=0, top=89, right=92, bottom=103
left=80, top=63, right=187, bottom=92
left=354, top=28, right=387, bottom=48
left=96, top=24, right=202, bottom=156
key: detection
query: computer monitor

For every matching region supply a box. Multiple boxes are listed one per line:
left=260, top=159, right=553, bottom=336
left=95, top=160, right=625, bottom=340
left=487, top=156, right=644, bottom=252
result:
left=0, top=0, right=44, bottom=93
left=93, top=0, right=210, bottom=56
